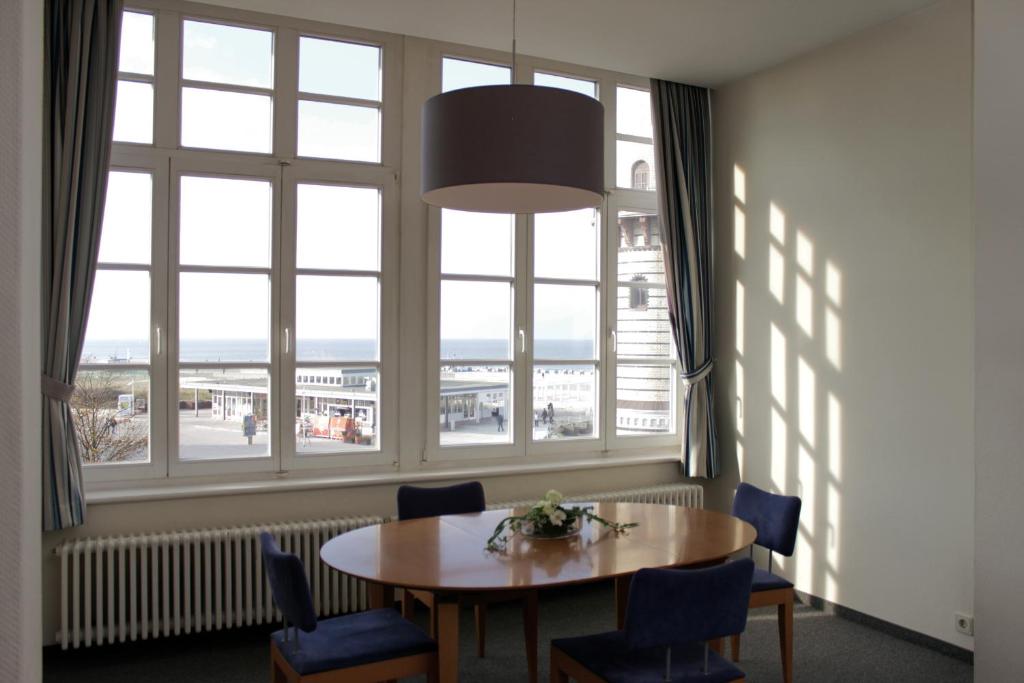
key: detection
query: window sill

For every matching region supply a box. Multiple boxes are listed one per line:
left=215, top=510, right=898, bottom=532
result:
left=85, top=450, right=682, bottom=505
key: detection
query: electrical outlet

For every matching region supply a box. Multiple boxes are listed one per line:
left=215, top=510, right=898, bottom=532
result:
left=954, top=612, right=974, bottom=636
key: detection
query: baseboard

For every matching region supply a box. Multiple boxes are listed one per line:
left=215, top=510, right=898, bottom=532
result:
left=793, top=590, right=974, bottom=664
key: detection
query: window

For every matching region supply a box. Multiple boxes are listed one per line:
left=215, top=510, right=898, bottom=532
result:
left=616, top=86, right=656, bottom=191
left=113, top=11, right=155, bottom=143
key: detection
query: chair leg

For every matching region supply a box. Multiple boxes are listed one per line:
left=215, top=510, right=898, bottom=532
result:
left=402, top=589, right=416, bottom=620
left=474, top=603, right=487, bottom=657
left=549, top=647, right=570, bottom=683
left=731, top=633, right=741, bottom=662
left=524, top=590, right=539, bottom=683
left=778, top=591, right=794, bottom=683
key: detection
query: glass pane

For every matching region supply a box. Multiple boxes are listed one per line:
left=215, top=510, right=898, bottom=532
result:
left=119, top=12, right=154, bottom=75
left=82, top=270, right=150, bottom=364
left=534, top=284, right=596, bottom=360
left=616, top=86, right=653, bottom=138
left=182, top=20, right=273, bottom=88
left=617, top=209, right=664, bottom=282
left=296, top=368, right=378, bottom=454
left=297, top=184, right=380, bottom=271
left=179, top=273, right=269, bottom=362
left=113, top=80, right=153, bottom=144
left=441, top=280, right=511, bottom=360
left=74, top=369, right=150, bottom=464
left=534, top=209, right=598, bottom=281
left=442, top=57, right=510, bottom=92
left=617, top=364, right=674, bottom=435
left=296, top=275, right=378, bottom=361
left=181, top=87, right=272, bottom=153
left=616, top=140, right=656, bottom=190
left=299, top=37, right=380, bottom=101
left=297, top=100, right=379, bottom=162
left=533, top=364, right=596, bottom=441
left=440, top=365, right=511, bottom=446
left=441, top=210, right=513, bottom=277
left=534, top=72, right=596, bottom=99
left=180, top=175, right=271, bottom=268
left=616, top=286, right=672, bottom=359
left=179, top=367, right=270, bottom=460
left=99, top=171, right=151, bottom=264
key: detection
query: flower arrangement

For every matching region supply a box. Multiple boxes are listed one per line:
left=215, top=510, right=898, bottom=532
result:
left=486, top=490, right=638, bottom=551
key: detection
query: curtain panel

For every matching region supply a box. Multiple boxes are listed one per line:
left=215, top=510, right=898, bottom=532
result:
left=651, top=79, right=719, bottom=478
left=42, top=0, right=122, bottom=530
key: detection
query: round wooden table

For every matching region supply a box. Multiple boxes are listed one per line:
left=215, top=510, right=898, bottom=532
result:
left=321, top=502, right=756, bottom=683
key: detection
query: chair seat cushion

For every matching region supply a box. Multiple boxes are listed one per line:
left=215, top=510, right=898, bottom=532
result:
left=272, top=608, right=436, bottom=675
left=553, top=630, right=745, bottom=683
left=751, top=567, right=793, bottom=592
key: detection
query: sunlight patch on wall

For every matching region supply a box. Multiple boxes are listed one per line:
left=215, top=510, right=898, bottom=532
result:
left=798, top=356, right=816, bottom=448
left=769, top=243, right=785, bottom=303
left=828, top=392, right=842, bottom=478
left=734, top=205, right=746, bottom=258
left=733, top=164, right=746, bottom=204
left=735, top=359, right=745, bottom=436
left=796, top=444, right=816, bottom=590
left=770, top=323, right=787, bottom=409
left=796, top=274, right=813, bottom=337
left=735, top=281, right=745, bottom=355
left=796, top=230, right=813, bottom=275
left=825, top=259, right=842, bottom=306
left=825, top=307, right=841, bottom=369
left=769, top=201, right=785, bottom=244
left=771, top=404, right=788, bottom=490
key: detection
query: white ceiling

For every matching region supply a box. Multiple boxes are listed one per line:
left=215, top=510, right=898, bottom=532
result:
left=210, top=0, right=940, bottom=87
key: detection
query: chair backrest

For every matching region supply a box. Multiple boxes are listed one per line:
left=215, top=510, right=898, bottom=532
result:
left=396, top=481, right=486, bottom=520
left=731, top=482, right=802, bottom=557
left=259, top=532, right=318, bottom=632
left=624, top=559, right=755, bottom=650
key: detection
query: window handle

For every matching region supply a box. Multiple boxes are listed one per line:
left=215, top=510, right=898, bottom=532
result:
left=155, top=326, right=162, bottom=356
left=284, top=328, right=291, bottom=354
left=611, top=329, right=617, bottom=353
left=519, top=328, right=526, bottom=354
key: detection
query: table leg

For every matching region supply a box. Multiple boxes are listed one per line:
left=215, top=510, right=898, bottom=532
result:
left=367, top=582, right=395, bottom=610
left=523, top=590, right=539, bottom=683
left=436, top=599, right=460, bottom=683
left=614, top=574, right=632, bottom=630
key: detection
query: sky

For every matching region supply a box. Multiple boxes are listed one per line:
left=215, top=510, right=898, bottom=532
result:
left=89, top=18, right=657, bottom=353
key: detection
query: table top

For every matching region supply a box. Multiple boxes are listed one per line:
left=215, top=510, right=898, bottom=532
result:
left=320, top=502, right=757, bottom=593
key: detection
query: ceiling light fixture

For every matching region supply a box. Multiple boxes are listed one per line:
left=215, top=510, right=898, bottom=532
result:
left=420, top=0, right=604, bottom=214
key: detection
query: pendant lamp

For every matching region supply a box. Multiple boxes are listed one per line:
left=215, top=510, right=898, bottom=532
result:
left=420, top=1, right=604, bottom=214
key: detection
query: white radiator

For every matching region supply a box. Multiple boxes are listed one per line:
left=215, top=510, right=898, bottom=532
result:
left=55, top=483, right=701, bottom=649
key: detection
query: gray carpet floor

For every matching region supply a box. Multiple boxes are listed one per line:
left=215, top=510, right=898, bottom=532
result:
left=44, top=582, right=972, bottom=682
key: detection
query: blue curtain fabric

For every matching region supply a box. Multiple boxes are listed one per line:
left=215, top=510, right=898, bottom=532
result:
left=42, top=0, right=122, bottom=530
left=651, top=80, right=718, bottom=478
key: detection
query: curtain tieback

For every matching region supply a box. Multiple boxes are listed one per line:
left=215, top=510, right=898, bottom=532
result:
left=681, top=358, right=713, bottom=386
left=41, top=374, right=75, bottom=402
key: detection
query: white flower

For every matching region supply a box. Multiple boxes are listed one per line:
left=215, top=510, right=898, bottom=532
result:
left=544, top=489, right=564, bottom=506
left=549, top=509, right=567, bottom=527
left=541, top=502, right=556, bottom=517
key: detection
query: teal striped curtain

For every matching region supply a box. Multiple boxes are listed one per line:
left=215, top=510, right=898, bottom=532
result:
left=42, top=0, right=122, bottom=530
left=651, top=80, right=718, bottom=478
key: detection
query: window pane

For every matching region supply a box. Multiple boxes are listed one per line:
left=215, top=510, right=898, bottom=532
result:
left=616, top=286, right=671, bottom=359
left=181, top=87, right=272, bottom=153
left=534, top=209, right=598, bottom=281
left=616, top=140, right=656, bottom=190
left=617, top=209, right=664, bottom=283
left=534, top=72, right=596, bottom=99
left=179, top=367, right=270, bottom=460
left=180, top=175, right=271, bottom=268
left=182, top=20, right=273, bottom=88
left=83, top=271, right=150, bottom=363
left=534, top=284, right=596, bottom=360
left=533, top=364, right=596, bottom=441
left=119, top=11, right=154, bottom=75
left=297, top=184, right=380, bottom=271
left=616, top=86, right=653, bottom=138
left=441, top=210, right=513, bottom=277
left=113, top=80, right=153, bottom=144
left=617, top=364, right=674, bottom=435
left=440, top=365, right=511, bottom=445
left=299, top=37, right=380, bottom=101
left=74, top=369, right=150, bottom=464
left=99, top=171, right=151, bottom=265
left=296, top=275, right=378, bottom=361
left=442, top=57, right=510, bottom=92
left=297, top=100, right=379, bottom=162
left=296, top=368, right=378, bottom=454
left=441, top=280, right=511, bottom=360
left=179, top=273, right=269, bottom=362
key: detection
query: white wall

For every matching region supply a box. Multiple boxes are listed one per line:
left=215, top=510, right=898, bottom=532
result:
left=973, top=0, right=1024, bottom=677
left=709, top=0, right=974, bottom=649
left=0, top=0, right=42, bottom=679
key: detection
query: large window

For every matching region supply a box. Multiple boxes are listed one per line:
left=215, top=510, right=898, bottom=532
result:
left=83, top=6, right=679, bottom=486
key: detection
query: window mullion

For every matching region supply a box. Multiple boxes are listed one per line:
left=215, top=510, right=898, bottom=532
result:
left=274, top=27, right=299, bottom=160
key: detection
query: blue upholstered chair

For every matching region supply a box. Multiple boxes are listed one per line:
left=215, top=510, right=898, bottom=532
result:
left=550, top=559, right=756, bottom=682
left=730, top=482, right=802, bottom=683
left=397, top=482, right=537, bottom=671
left=259, top=532, right=437, bottom=683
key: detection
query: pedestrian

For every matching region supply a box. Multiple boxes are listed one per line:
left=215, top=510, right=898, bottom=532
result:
left=107, top=415, right=118, bottom=436
left=547, top=402, right=555, bottom=423
left=495, top=409, right=505, bottom=432
left=541, top=407, right=549, bottom=424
